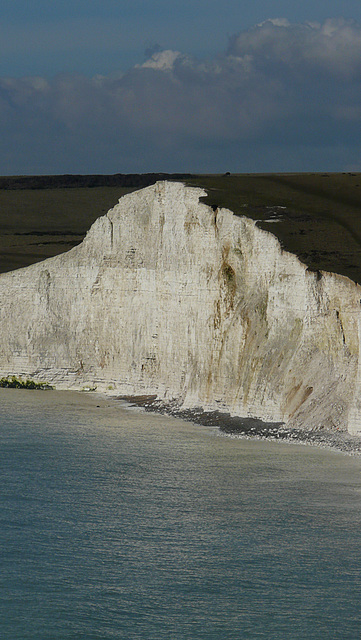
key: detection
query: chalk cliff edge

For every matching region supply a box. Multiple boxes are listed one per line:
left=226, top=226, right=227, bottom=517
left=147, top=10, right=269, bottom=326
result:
left=1, top=181, right=361, bottom=435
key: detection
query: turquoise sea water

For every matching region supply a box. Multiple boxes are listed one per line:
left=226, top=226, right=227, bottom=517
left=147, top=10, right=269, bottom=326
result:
left=1, top=389, right=361, bottom=639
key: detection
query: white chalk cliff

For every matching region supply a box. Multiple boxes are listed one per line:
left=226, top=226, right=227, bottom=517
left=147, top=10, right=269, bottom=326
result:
left=1, top=181, right=361, bottom=434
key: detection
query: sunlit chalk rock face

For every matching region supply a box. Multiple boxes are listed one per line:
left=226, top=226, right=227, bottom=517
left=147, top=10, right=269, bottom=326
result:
left=0, top=181, right=361, bottom=434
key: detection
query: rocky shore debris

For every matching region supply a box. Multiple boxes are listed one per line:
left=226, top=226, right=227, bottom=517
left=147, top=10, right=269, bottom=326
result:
left=118, top=395, right=361, bottom=455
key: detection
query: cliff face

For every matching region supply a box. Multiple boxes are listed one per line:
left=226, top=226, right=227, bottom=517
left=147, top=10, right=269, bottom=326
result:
left=1, top=181, right=361, bottom=434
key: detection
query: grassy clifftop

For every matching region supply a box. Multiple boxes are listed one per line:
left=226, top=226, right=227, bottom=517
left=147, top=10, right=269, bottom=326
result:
left=1, top=172, right=361, bottom=284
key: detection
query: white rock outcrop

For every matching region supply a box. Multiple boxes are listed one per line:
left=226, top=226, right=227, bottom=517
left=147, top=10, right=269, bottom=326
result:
left=1, top=181, right=361, bottom=434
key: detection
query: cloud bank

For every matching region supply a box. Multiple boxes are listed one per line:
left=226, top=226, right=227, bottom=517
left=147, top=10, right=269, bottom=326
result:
left=2, top=18, right=361, bottom=174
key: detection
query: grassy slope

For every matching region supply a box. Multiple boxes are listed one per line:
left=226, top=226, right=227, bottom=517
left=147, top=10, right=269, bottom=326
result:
left=1, top=173, right=361, bottom=284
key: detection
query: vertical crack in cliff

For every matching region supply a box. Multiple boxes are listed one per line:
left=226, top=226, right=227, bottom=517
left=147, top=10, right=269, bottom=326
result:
left=210, top=205, right=220, bottom=236
left=335, top=309, right=346, bottom=345
left=107, top=215, right=114, bottom=252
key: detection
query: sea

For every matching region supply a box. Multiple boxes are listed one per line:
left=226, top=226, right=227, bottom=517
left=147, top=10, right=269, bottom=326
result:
left=1, top=388, right=361, bottom=640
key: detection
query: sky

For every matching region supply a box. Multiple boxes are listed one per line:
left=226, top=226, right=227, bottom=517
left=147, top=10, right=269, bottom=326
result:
left=2, top=0, right=361, bottom=174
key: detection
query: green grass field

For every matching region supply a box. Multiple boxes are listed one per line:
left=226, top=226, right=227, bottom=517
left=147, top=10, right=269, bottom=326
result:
left=1, top=173, right=361, bottom=284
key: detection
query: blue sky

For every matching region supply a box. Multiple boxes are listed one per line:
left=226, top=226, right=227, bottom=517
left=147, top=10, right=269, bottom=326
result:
left=2, top=1, right=361, bottom=174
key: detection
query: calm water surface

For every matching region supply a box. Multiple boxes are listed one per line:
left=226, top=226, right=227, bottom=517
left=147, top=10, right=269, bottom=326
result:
left=1, top=389, right=361, bottom=639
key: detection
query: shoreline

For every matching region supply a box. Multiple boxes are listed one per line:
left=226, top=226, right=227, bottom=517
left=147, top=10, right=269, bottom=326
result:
left=116, top=394, right=361, bottom=456
left=2, top=386, right=361, bottom=455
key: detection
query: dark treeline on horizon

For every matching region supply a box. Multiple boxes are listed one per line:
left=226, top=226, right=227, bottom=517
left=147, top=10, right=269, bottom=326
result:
left=0, top=173, right=194, bottom=190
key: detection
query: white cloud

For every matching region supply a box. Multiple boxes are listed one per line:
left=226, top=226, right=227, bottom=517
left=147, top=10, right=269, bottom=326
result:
left=228, top=17, right=361, bottom=79
left=138, top=50, right=184, bottom=71
left=256, top=18, right=291, bottom=28
left=2, top=18, right=361, bottom=173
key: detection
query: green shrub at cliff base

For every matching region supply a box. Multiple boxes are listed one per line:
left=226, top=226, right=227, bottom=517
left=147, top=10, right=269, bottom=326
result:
left=0, top=375, right=53, bottom=390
